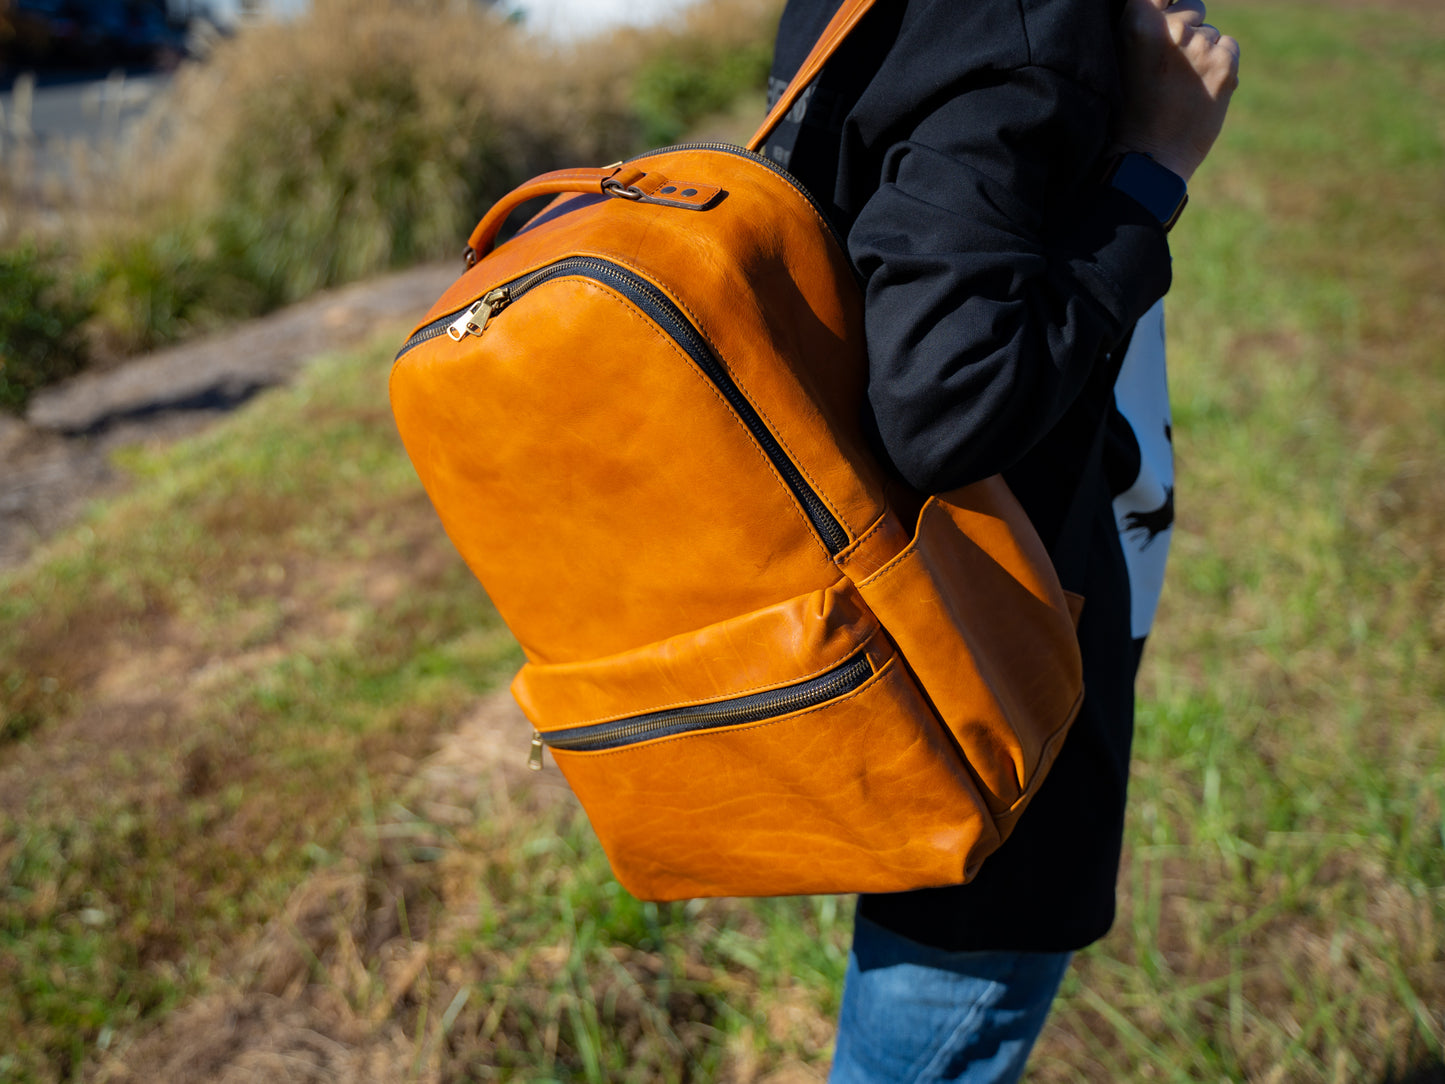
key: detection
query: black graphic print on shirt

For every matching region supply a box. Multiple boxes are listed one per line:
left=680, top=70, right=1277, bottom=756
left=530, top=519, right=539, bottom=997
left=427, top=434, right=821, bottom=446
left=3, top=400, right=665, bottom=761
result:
left=1109, top=300, right=1174, bottom=639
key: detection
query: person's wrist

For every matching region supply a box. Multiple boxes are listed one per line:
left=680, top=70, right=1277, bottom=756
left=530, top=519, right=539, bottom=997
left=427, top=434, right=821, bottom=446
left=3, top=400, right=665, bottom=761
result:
left=1136, top=149, right=1195, bottom=184
left=1103, top=151, right=1190, bottom=232
left=1108, top=137, right=1196, bottom=183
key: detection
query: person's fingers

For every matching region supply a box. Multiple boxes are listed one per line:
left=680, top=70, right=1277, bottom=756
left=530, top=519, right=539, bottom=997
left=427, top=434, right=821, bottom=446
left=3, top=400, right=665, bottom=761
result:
left=1216, top=34, right=1242, bottom=91
left=1164, top=0, right=1208, bottom=25
left=1186, top=27, right=1241, bottom=97
left=1192, top=25, right=1240, bottom=69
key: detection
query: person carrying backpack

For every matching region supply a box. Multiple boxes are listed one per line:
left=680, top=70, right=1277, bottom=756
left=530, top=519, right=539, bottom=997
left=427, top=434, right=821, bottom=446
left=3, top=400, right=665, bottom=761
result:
left=761, top=0, right=1240, bottom=1079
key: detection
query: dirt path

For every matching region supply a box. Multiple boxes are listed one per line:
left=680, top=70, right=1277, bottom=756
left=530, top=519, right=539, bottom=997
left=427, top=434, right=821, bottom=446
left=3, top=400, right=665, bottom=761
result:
left=90, top=690, right=584, bottom=1084
left=1, top=261, right=459, bottom=569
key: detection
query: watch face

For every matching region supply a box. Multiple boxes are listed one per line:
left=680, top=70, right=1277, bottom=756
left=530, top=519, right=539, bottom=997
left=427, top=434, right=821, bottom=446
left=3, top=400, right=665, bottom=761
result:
left=1113, top=154, right=1188, bottom=230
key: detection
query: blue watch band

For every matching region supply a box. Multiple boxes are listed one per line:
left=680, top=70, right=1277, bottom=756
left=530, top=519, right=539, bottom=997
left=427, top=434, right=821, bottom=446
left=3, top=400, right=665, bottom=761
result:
left=1107, top=153, right=1189, bottom=232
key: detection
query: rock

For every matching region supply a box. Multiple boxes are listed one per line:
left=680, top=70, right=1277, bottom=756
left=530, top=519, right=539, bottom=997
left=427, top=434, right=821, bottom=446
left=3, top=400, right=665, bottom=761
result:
left=2, top=261, right=460, bottom=569
left=27, top=262, right=458, bottom=435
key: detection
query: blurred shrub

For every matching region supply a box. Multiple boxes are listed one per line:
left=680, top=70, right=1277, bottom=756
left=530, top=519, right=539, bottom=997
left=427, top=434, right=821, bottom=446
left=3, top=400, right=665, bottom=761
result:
left=0, top=0, right=784, bottom=408
left=0, top=246, right=92, bottom=412
left=83, top=226, right=261, bottom=357
left=632, top=35, right=775, bottom=146
left=116, top=0, right=642, bottom=309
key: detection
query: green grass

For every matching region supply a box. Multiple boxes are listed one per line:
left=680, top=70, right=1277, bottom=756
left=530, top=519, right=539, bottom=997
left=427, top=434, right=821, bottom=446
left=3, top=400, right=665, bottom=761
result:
left=0, top=335, right=846, bottom=1082
left=0, top=245, right=91, bottom=413
left=0, top=340, right=520, bottom=1080
left=1029, top=2, right=1445, bottom=1080
left=0, top=0, right=1442, bottom=1080
left=433, top=804, right=849, bottom=1080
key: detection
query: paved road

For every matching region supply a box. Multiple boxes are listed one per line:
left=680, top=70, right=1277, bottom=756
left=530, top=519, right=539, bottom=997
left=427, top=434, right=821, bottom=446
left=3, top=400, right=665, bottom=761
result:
left=1, top=70, right=171, bottom=181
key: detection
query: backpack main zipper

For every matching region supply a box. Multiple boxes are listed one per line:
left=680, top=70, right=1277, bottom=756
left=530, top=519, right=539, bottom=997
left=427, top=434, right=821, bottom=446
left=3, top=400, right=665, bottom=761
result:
left=394, top=142, right=849, bottom=355
left=396, top=257, right=851, bottom=557
left=529, top=650, right=874, bottom=769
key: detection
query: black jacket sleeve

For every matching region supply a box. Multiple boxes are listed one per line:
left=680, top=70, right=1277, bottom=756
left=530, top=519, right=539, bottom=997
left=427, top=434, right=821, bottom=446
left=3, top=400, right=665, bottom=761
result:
left=851, top=66, right=1172, bottom=491
left=770, top=0, right=1174, bottom=493
left=767, top=0, right=1174, bottom=952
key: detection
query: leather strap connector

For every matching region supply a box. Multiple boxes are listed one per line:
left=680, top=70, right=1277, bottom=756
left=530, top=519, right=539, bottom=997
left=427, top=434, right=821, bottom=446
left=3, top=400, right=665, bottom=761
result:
left=603, top=169, right=722, bottom=210
left=606, top=165, right=650, bottom=189
left=467, top=162, right=725, bottom=261
left=636, top=175, right=722, bottom=209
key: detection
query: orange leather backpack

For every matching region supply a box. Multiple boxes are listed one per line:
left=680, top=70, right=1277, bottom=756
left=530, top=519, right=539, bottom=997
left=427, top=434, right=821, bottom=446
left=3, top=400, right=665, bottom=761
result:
left=389, top=0, right=1083, bottom=901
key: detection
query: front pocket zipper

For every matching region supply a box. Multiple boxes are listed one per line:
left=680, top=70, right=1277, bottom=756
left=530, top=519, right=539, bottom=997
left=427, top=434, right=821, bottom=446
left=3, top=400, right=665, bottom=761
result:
left=528, top=651, right=873, bottom=769
left=396, top=256, right=851, bottom=556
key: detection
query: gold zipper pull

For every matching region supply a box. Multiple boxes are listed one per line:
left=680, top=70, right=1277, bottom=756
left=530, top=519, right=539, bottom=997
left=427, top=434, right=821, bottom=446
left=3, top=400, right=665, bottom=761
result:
left=528, top=731, right=545, bottom=771
left=446, top=287, right=511, bottom=341
left=446, top=300, right=483, bottom=341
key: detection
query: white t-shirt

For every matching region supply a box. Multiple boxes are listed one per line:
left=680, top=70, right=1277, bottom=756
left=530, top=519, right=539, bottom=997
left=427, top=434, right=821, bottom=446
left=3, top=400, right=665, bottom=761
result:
left=1111, top=299, right=1175, bottom=640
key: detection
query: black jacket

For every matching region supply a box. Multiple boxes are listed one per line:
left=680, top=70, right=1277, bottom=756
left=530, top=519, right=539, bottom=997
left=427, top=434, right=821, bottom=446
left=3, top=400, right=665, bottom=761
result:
left=767, top=0, right=1174, bottom=951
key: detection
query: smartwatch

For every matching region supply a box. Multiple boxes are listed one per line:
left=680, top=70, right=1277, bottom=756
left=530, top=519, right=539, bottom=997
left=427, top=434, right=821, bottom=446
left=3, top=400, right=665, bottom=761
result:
left=1106, top=152, right=1189, bottom=232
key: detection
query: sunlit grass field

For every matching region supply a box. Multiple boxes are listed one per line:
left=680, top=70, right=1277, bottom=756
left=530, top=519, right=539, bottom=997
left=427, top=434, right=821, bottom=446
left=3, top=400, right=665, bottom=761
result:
left=1044, top=3, right=1445, bottom=1079
left=1, top=0, right=1442, bottom=1080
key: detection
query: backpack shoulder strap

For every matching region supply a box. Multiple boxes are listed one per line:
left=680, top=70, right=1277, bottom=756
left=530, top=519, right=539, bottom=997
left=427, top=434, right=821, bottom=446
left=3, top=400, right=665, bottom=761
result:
left=745, top=0, right=878, bottom=153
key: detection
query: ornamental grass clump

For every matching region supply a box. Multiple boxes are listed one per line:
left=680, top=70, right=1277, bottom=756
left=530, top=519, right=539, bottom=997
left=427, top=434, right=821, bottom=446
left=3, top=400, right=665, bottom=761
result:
left=0, top=0, right=785, bottom=392
left=0, top=245, right=92, bottom=412
left=101, top=0, right=641, bottom=320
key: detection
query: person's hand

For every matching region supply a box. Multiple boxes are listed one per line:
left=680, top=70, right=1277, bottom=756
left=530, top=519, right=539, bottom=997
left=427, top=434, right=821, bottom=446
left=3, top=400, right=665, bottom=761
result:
left=1113, top=0, right=1240, bottom=182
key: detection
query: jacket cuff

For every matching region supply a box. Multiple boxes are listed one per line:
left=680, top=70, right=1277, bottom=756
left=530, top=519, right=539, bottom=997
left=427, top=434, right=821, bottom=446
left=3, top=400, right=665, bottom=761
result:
left=1058, top=185, right=1174, bottom=333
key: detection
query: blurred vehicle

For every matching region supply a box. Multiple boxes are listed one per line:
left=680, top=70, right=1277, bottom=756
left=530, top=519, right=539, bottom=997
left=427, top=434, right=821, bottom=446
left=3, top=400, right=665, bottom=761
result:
left=2, top=0, right=188, bottom=70
left=3, top=0, right=81, bottom=66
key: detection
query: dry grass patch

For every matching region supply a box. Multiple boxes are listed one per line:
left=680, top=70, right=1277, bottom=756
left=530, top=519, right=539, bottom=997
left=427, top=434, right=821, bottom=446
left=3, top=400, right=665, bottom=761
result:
left=0, top=339, right=519, bottom=1079
left=2, top=0, right=784, bottom=401
left=4, top=1, right=1444, bottom=1080
left=1028, top=2, right=1445, bottom=1078
left=94, top=693, right=838, bottom=1083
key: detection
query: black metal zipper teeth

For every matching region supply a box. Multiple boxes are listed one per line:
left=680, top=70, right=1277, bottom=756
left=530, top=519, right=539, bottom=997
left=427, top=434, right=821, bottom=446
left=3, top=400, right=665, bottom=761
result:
left=396, top=142, right=848, bottom=364
left=396, top=307, right=464, bottom=360
left=395, top=317, right=456, bottom=356
left=562, top=258, right=850, bottom=555
left=394, top=263, right=569, bottom=361
left=545, top=651, right=874, bottom=753
left=399, top=256, right=850, bottom=555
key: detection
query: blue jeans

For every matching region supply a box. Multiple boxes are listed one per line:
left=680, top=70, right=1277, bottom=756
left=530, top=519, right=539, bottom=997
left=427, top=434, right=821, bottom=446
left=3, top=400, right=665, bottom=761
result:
left=829, top=914, right=1071, bottom=1084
